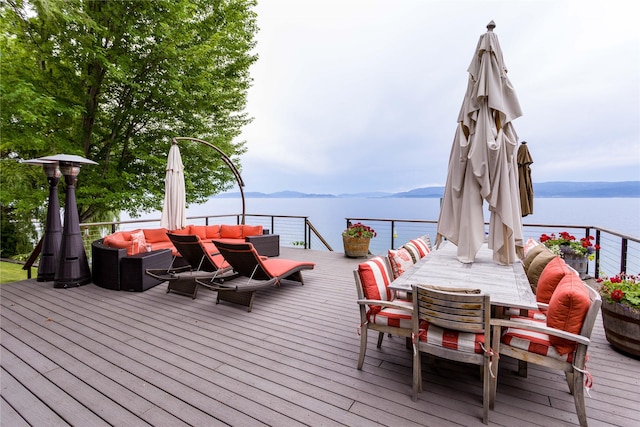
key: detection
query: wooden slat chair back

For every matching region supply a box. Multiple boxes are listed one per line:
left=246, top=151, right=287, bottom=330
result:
left=411, top=284, right=493, bottom=424
left=490, top=280, right=601, bottom=427
left=353, top=256, right=413, bottom=370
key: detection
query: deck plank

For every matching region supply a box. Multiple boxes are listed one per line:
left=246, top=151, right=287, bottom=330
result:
left=2, top=248, right=639, bottom=426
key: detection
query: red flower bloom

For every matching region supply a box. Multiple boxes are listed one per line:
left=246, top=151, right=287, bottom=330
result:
left=610, top=289, right=624, bottom=302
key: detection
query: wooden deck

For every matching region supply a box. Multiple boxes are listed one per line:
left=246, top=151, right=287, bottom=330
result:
left=1, top=248, right=638, bottom=426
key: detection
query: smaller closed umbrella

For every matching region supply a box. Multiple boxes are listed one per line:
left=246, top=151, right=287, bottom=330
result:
left=517, top=141, right=534, bottom=217
left=160, top=142, right=187, bottom=230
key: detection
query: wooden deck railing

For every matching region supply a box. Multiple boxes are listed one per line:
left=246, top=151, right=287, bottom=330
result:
left=346, top=217, right=640, bottom=279
left=22, top=213, right=639, bottom=281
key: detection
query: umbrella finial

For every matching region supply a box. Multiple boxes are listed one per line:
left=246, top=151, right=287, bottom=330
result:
left=487, top=20, right=496, bottom=31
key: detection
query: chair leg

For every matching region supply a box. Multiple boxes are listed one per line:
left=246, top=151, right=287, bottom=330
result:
left=357, top=327, right=367, bottom=370
left=517, top=359, right=528, bottom=377
left=412, top=347, right=421, bottom=401
left=572, top=369, right=588, bottom=426
left=482, top=356, right=490, bottom=424
left=376, top=331, right=384, bottom=348
left=489, top=327, right=501, bottom=409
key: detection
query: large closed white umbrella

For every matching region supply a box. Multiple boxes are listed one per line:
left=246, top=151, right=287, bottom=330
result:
left=436, top=21, right=524, bottom=265
left=160, top=142, right=187, bottom=230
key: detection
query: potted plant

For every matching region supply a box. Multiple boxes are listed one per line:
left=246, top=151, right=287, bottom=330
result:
left=342, top=222, right=376, bottom=258
left=539, top=231, right=599, bottom=277
left=597, top=273, right=640, bottom=358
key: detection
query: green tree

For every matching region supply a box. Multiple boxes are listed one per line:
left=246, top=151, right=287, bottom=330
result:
left=0, top=0, right=258, bottom=255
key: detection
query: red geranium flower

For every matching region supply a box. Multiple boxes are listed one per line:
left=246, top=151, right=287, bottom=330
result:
left=610, top=289, right=624, bottom=302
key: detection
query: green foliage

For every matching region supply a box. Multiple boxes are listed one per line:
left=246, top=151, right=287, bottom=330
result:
left=0, top=0, right=258, bottom=250
left=599, top=274, right=640, bottom=309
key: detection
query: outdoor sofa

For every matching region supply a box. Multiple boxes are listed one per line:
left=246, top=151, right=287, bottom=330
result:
left=91, top=224, right=279, bottom=292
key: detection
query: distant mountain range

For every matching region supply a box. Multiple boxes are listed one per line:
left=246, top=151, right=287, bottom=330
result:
left=216, top=181, right=640, bottom=199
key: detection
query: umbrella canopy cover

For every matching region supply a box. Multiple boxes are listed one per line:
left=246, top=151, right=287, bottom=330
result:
left=160, top=143, right=187, bottom=230
left=517, top=142, right=534, bottom=216
left=437, top=21, right=524, bottom=265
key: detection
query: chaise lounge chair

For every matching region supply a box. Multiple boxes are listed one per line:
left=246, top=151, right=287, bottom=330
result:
left=145, top=233, right=234, bottom=299
left=196, top=240, right=316, bottom=311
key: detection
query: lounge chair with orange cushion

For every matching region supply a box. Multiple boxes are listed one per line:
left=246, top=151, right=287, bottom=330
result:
left=145, top=233, right=234, bottom=299
left=198, top=240, right=315, bottom=311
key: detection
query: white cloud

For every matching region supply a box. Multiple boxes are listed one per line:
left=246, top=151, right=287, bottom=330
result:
left=237, top=0, right=640, bottom=193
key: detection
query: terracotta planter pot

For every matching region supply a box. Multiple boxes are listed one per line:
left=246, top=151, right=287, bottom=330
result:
left=343, top=236, right=371, bottom=258
left=601, top=300, right=640, bottom=359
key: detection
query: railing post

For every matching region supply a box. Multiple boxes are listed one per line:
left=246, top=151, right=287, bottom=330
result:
left=584, top=227, right=591, bottom=277
left=595, top=229, right=601, bottom=278
left=391, top=220, right=396, bottom=250
left=621, top=238, right=628, bottom=274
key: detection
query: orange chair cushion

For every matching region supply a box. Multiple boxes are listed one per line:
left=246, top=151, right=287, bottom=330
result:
left=546, top=274, right=590, bottom=354
left=418, top=319, right=485, bottom=353
left=536, top=256, right=573, bottom=304
left=142, top=228, right=170, bottom=243
left=220, top=225, right=243, bottom=239
left=501, top=316, right=574, bottom=362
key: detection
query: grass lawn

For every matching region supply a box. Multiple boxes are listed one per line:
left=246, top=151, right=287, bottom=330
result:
left=0, top=261, right=30, bottom=284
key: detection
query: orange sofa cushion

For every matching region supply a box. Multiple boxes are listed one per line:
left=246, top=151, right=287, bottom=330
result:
left=205, top=225, right=221, bottom=239
left=190, top=225, right=209, bottom=240
left=169, top=226, right=193, bottom=236
left=546, top=274, right=590, bottom=355
left=220, top=225, right=243, bottom=239
left=242, top=225, right=263, bottom=237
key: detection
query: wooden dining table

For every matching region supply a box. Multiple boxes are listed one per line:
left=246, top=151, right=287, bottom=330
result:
left=390, top=241, right=538, bottom=310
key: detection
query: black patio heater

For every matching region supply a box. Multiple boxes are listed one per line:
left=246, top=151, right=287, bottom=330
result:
left=22, top=158, right=62, bottom=282
left=40, top=154, right=97, bottom=288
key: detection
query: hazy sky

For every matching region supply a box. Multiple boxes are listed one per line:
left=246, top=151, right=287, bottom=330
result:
left=235, top=0, right=639, bottom=194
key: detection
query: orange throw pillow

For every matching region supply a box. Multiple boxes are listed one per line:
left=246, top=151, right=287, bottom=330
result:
left=142, top=228, right=170, bottom=243
left=190, top=225, right=208, bottom=240
left=546, top=274, right=590, bottom=354
left=536, top=257, right=572, bottom=304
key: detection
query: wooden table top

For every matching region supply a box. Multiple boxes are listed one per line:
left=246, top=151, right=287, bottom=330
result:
left=390, top=241, right=537, bottom=310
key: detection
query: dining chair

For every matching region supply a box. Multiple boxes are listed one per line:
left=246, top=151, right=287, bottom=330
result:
left=490, top=275, right=601, bottom=427
left=353, top=256, right=413, bottom=370
left=411, top=284, right=494, bottom=424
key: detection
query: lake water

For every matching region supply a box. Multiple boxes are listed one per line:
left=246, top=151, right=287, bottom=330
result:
left=129, top=196, right=640, bottom=242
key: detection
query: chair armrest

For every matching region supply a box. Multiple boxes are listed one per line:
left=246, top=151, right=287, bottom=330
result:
left=490, top=318, right=591, bottom=346
left=357, top=299, right=414, bottom=313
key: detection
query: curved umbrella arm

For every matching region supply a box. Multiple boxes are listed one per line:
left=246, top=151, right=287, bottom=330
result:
left=172, top=136, right=246, bottom=225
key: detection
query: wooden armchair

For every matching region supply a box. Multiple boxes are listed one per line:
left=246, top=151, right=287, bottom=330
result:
left=490, top=275, right=601, bottom=426
left=353, top=256, right=413, bottom=370
left=411, top=284, right=493, bottom=424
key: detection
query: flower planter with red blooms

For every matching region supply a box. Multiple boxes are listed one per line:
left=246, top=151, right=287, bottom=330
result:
left=539, top=231, right=599, bottom=278
left=342, top=222, right=376, bottom=258
left=597, top=274, right=640, bottom=359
